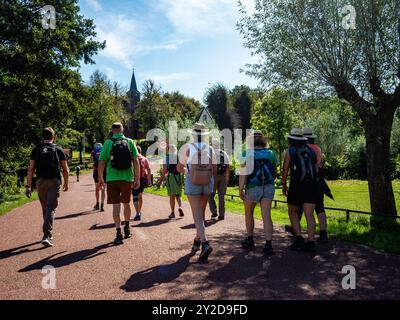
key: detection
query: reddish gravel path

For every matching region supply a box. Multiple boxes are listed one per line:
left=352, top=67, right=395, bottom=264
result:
left=0, top=174, right=399, bottom=300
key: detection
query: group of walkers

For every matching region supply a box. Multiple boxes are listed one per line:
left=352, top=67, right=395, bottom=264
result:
left=25, top=121, right=328, bottom=260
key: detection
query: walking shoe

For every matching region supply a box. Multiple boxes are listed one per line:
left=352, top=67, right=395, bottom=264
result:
left=317, top=231, right=329, bottom=243
left=114, top=229, right=124, bottom=245
left=290, top=236, right=305, bottom=251
left=123, top=222, right=132, bottom=239
left=100, top=203, right=105, bottom=212
left=133, top=213, right=141, bottom=221
left=263, top=241, right=274, bottom=255
left=241, top=237, right=255, bottom=250
left=168, top=212, right=176, bottom=219
left=301, top=241, right=316, bottom=253
left=218, top=215, right=225, bottom=221
left=199, top=242, right=213, bottom=261
left=191, top=240, right=201, bottom=252
left=93, top=203, right=99, bottom=211
left=41, top=237, right=54, bottom=247
left=178, top=208, right=184, bottom=217
left=211, top=211, right=218, bottom=219
left=284, top=225, right=295, bottom=235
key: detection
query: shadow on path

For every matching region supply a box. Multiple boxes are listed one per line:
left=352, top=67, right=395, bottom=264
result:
left=55, top=210, right=95, bottom=220
left=19, top=242, right=114, bottom=272
left=0, top=241, right=46, bottom=260
left=180, top=219, right=218, bottom=230
left=135, top=218, right=175, bottom=228
left=121, top=253, right=194, bottom=292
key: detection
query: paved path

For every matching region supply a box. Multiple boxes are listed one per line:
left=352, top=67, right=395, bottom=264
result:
left=0, top=174, right=399, bottom=300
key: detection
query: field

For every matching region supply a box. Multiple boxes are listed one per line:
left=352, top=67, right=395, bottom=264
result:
left=147, top=180, right=400, bottom=254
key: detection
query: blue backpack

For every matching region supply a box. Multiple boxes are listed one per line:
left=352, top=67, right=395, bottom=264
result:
left=93, top=144, right=102, bottom=167
left=247, top=149, right=275, bottom=186
left=289, top=145, right=317, bottom=183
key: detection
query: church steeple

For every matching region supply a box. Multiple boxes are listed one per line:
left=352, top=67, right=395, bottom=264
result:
left=129, top=67, right=138, bottom=93
left=127, top=67, right=140, bottom=112
left=125, top=67, right=141, bottom=139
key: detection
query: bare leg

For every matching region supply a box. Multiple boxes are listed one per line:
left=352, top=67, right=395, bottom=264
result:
left=317, top=212, right=327, bottom=231
left=260, top=200, right=273, bottom=241
left=113, top=204, right=121, bottom=228
left=288, top=204, right=301, bottom=236
left=244, top=201, right=257, bottom=236
left=170, top=196, right=176, bottom=213
left=101, top=187, right=105, bottom=204
left=95, top=183, right=100, bottom=203
left=303, top=203, right=316, bottom=241
left=188, top=195, right=207, bottom=242
left=138, top=194, right=143, bottom=213
left=176, top=196, right=182, bottom=208
left=123, top=203, right=132, bottom=223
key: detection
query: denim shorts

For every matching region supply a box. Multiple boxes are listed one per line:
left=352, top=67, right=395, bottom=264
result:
left=245, top=184, right=275, bottom=203
left=185, top=175, right=214, bottom=196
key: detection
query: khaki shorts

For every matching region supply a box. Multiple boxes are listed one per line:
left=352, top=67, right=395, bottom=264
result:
left=107, top=181, right=132, bottom=204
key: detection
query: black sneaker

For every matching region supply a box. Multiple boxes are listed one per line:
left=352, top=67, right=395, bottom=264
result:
left=263, top=241, right=274, bottom=255
left=290, top=236, right=305, bottom=251
left=93, top=203, right=99, bottom=211
left=133, top=213, right=141, bottom=221
left=284, top=225, right=295, bottom=235
left=218, top=216, right=225, bottom=221
left=168, top=212, right=175, bottom=219
left=41, top=237, right=53, bottom=247
left=317, top=231, right=329, bottom=243
left=114, top=233, right=124, bottom=245
left=178, top=208, right=184, bottom=217
left=211, top=211, right=218, bottom=219
left=241, top=237, right=255, bottom=250
left=124, top=223, right=132, bottom=239
left=199, top=242, right=213, bottom=261
left=191, top=240, right=201, bottom=253
left=100, top=204, right=105, bottom=212
left=301, top=241, right=316, bottom=253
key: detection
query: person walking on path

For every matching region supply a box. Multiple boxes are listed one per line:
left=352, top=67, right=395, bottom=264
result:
left=284, top=128, right=329, bottom=243
left=158, top=144, right=184, bottom=219
left=239, top=131, right=277, bottom=254
left=91, top=143, right=106, bottom=212
left=282, top=128, right=319, bottom=252
left=25, top=127, right=69, bottom=248
left=98, top=123, right=140, bottom=245
left=75, top=165, right=81, bottom=182
left=132, top=145, right=152, bottom=221
left=209, top=139, right=230, bottom=221
left=177, top=123, right=217, bottom=261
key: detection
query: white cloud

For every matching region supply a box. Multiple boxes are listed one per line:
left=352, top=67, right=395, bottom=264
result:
left=158, top=0, right=251, bottom=36
left=139, top=72, right=194, bottom=85
left=85, top=0, right=102, bottom=12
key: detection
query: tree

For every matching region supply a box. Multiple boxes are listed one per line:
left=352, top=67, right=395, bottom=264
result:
left=239, top=0, right=400, bottom=226
left=231, top=85, right=254, bottom=137
left=205, top=84, right=230, bottom=129
left=252, top=88, right=297, bottom=164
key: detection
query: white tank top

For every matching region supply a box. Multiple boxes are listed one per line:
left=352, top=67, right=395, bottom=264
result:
left=187, top=142, right=212, bottom=170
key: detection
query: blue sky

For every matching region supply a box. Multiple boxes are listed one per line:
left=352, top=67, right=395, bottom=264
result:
left=78, top=0, right=259, bottom=102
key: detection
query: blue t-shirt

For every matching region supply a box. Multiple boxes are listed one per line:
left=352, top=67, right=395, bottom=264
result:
left=242, top=148, right=277, bottom=188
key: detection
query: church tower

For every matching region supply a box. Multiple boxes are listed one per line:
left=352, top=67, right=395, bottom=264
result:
left=126, top=67, right=141, bottom=138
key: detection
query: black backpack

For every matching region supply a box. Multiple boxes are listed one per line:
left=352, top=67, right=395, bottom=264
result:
left=110, top=138, right=132, bottom=170
left=289, top=145, right=318, bottom=183
left=36, top=144, right=60, bottom=179
left=217, top=150, right=228, bottom=174
left=166, top=154, right=179, bottom=174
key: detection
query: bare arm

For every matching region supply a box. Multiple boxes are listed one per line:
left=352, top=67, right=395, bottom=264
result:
left=60, top=160, right=69, bottom=191
left=26, top=160, right=35, bottom=188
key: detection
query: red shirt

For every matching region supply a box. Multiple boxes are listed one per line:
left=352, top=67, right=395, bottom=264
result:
left=138, top=155, right=150, bottom=179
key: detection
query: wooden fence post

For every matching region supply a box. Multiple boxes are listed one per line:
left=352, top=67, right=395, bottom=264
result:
left=346, top=210, right=350, bottom=223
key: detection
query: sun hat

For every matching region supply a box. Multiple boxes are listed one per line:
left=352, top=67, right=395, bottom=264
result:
left=287, top=128, right=308, bottom=141
left=189, top=123, right=211, bottom=135
left=303, top=127, right=317, bottom=139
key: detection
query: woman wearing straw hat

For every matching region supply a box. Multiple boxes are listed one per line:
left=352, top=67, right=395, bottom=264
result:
left=177, top=123, right=217, bottom=261
left=282, top=128, right=319, bottom=252
left=239, top=131, right=278, bottom=254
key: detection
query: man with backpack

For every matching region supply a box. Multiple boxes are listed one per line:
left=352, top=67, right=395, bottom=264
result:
left=132, top=145, right=152, bottom=221
left=98, top=123, right=140, bottom=245
left=209, top=139, right=230, bottom=221
left=158, top=144, right=185, bottom=219
left=282, top=128, right=319, bottom=252
left=91, top=143, right=106, bottom=212
left=25, top=127, right=69, bottom=248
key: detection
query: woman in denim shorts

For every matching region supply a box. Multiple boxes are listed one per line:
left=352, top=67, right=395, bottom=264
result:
left=239, top=131, right=277, bottom=254
left=177, top=123, right=217, bottom=262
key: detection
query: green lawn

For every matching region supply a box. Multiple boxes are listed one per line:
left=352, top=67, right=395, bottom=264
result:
left=0, top=191, right=38, bottom=216
left=147, top=180, right=400, bottom=254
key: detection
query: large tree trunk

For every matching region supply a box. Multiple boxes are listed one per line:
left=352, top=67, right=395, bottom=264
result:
left=364, top=109, right=397, bottom=228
